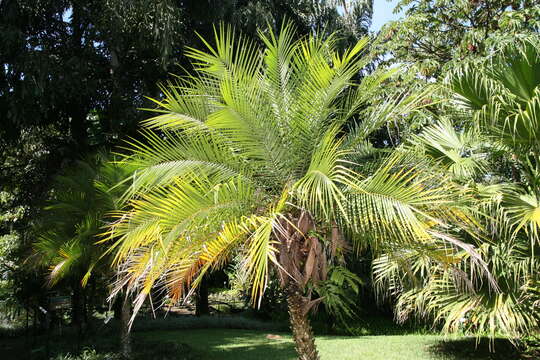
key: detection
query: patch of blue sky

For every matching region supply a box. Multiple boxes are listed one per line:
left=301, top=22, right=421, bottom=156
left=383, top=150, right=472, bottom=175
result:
left=63, top=7, right=72, bottom=23
left=371, top=0, right=406, bottom=31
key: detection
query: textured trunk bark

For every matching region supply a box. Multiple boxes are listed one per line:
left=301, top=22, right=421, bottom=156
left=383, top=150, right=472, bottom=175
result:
left=120, top=296, right=132, bottom=359
left=286, top=286, right=320, bottom=360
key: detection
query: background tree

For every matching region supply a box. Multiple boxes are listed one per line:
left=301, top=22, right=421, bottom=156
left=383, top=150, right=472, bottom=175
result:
left=360, top=0, right=540, bottom=164
left=33, top=153, right=134, bottom=355
left=374, top=0, right=540, bottom=78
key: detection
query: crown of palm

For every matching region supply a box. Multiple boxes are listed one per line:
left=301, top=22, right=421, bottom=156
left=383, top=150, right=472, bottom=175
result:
left=110, top=24, right=471, bottom=316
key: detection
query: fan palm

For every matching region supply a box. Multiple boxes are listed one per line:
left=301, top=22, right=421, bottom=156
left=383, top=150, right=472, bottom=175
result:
left=451, top=37, right=540, bottom=241
left=109, top=23, right=476, bottom=359
left=452, top=36, right=540, bottom=336
left=374, top=37, right=540, bottom=342
left=409, top=118, right=488, bottom=180
left=373, top=224, right=539, bottom=340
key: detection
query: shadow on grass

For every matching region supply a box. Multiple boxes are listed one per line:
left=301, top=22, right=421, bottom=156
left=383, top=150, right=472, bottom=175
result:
left=142, top=329, right=531, bottom=360
left=2, top=317, right=532, bottom=360
left=140, top=329, right=297, bottom=360
left=428, top=337, right=524, bottom=360
left=192, top=341, right=296, bottom=360
left=310, top=313, right=437, bottom=336
left=0, top=320, right=198, bottom=360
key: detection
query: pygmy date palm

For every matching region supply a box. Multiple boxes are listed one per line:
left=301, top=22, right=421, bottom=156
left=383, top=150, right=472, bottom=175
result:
left=109, top=23, right=474, bottom=359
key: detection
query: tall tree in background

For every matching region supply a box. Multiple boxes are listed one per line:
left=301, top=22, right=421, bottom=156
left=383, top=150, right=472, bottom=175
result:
left=363, top=1, right=540, bottom=159
left=0, top=2, right=184, bottom=307
left=374, top=0, right=540, bottom=77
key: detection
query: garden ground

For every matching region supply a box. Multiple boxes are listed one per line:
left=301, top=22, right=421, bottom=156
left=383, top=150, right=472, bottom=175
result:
left=141, top=329, right=522, bottom=360
left=0, top=315, right=529, bottom=359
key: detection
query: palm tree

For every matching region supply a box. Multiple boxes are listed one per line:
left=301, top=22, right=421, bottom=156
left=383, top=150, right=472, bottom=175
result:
left=109, top=23, right=476, bottom=359
left=35, top=158, right=102, bottom=326
left=373, top=186, right=539, bottom=341
left=409, top=118, right=488, bottom=180
left=374, top=37, right=540, bottom=342
left=451, top=37, right=540, bottom=240
left=34, top=154, right=135, bottom=356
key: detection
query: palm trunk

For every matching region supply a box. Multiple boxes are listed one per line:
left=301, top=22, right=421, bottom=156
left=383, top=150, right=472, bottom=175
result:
left=113, top=296, right=122, bottom=320
left=120, top=295, right=132, bottom=359
left=286, top=285, right=320, bottom=360
left=71, top=283, right=83, bottom=327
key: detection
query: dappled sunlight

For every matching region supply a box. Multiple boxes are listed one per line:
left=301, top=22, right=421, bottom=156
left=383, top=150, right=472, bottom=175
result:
left=137, top=329, right=525, bottom=360
left=141, top=329, right=297, bottom=359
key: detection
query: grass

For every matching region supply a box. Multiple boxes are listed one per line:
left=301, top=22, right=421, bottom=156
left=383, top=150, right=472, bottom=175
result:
left=0, top=314, right=529, bottom=359
left=140, top=328, right=523, bottom=360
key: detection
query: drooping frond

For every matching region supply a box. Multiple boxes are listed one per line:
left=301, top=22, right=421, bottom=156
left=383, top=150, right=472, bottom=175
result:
left=374, top=237, right=539, bottom=340
left=34, top=154, right=134, bottom=287
left=345, top=153, right=475, bottom=251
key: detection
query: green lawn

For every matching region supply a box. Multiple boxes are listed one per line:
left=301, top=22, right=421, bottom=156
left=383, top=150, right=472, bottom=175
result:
left=140, top=329, right=521, bottom=360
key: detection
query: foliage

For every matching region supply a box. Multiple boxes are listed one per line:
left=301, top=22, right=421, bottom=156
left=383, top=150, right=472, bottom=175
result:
left=374, top=0, right=540, bottom=78
left=2, top=323, right=197, bottom=360
left=51, top=349, right=121, bottom=360
left=110, top=20, right=460, bottom=304
left=3, top=0, right=540, bottom=352
left=374, top=37, right=540, bottom=342
left=29, top=153, right=135, bottom=330
left=34, top=154, right=133, bottom=287
left=408, top=118, right=488, bottom=180
left=313, top=266, right=363, bottom=327
left=104, top=20, right=492, bottom=360
left=133, top=314, right=286, bottom=333
left=0, top=1, right=376, bottom=325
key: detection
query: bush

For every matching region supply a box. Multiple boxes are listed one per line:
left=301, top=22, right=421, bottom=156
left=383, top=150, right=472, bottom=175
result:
left=133, top=314, right=287, bottom=333
left=48, top=341, right=196, bottom=360
left=51, top=349, right=120, bottom=360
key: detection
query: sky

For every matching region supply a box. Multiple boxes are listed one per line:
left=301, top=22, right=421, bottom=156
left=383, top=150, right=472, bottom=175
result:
left=371, top=0, right=404, bottom=31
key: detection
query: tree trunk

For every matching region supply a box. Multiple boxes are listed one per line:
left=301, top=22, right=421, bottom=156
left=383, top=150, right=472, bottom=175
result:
left=286, top=286, right=320, bottom=360
left=71, top=284, right=83, bottom=327
left=68, top=3, right=88, bottom=151
left=120, top=295, right=132, bottom=359
left=195, top=276, right=210, bottom=316
left=113, top=296, right=122, bottom=320
left=69, top=107, right=88, bottom=150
